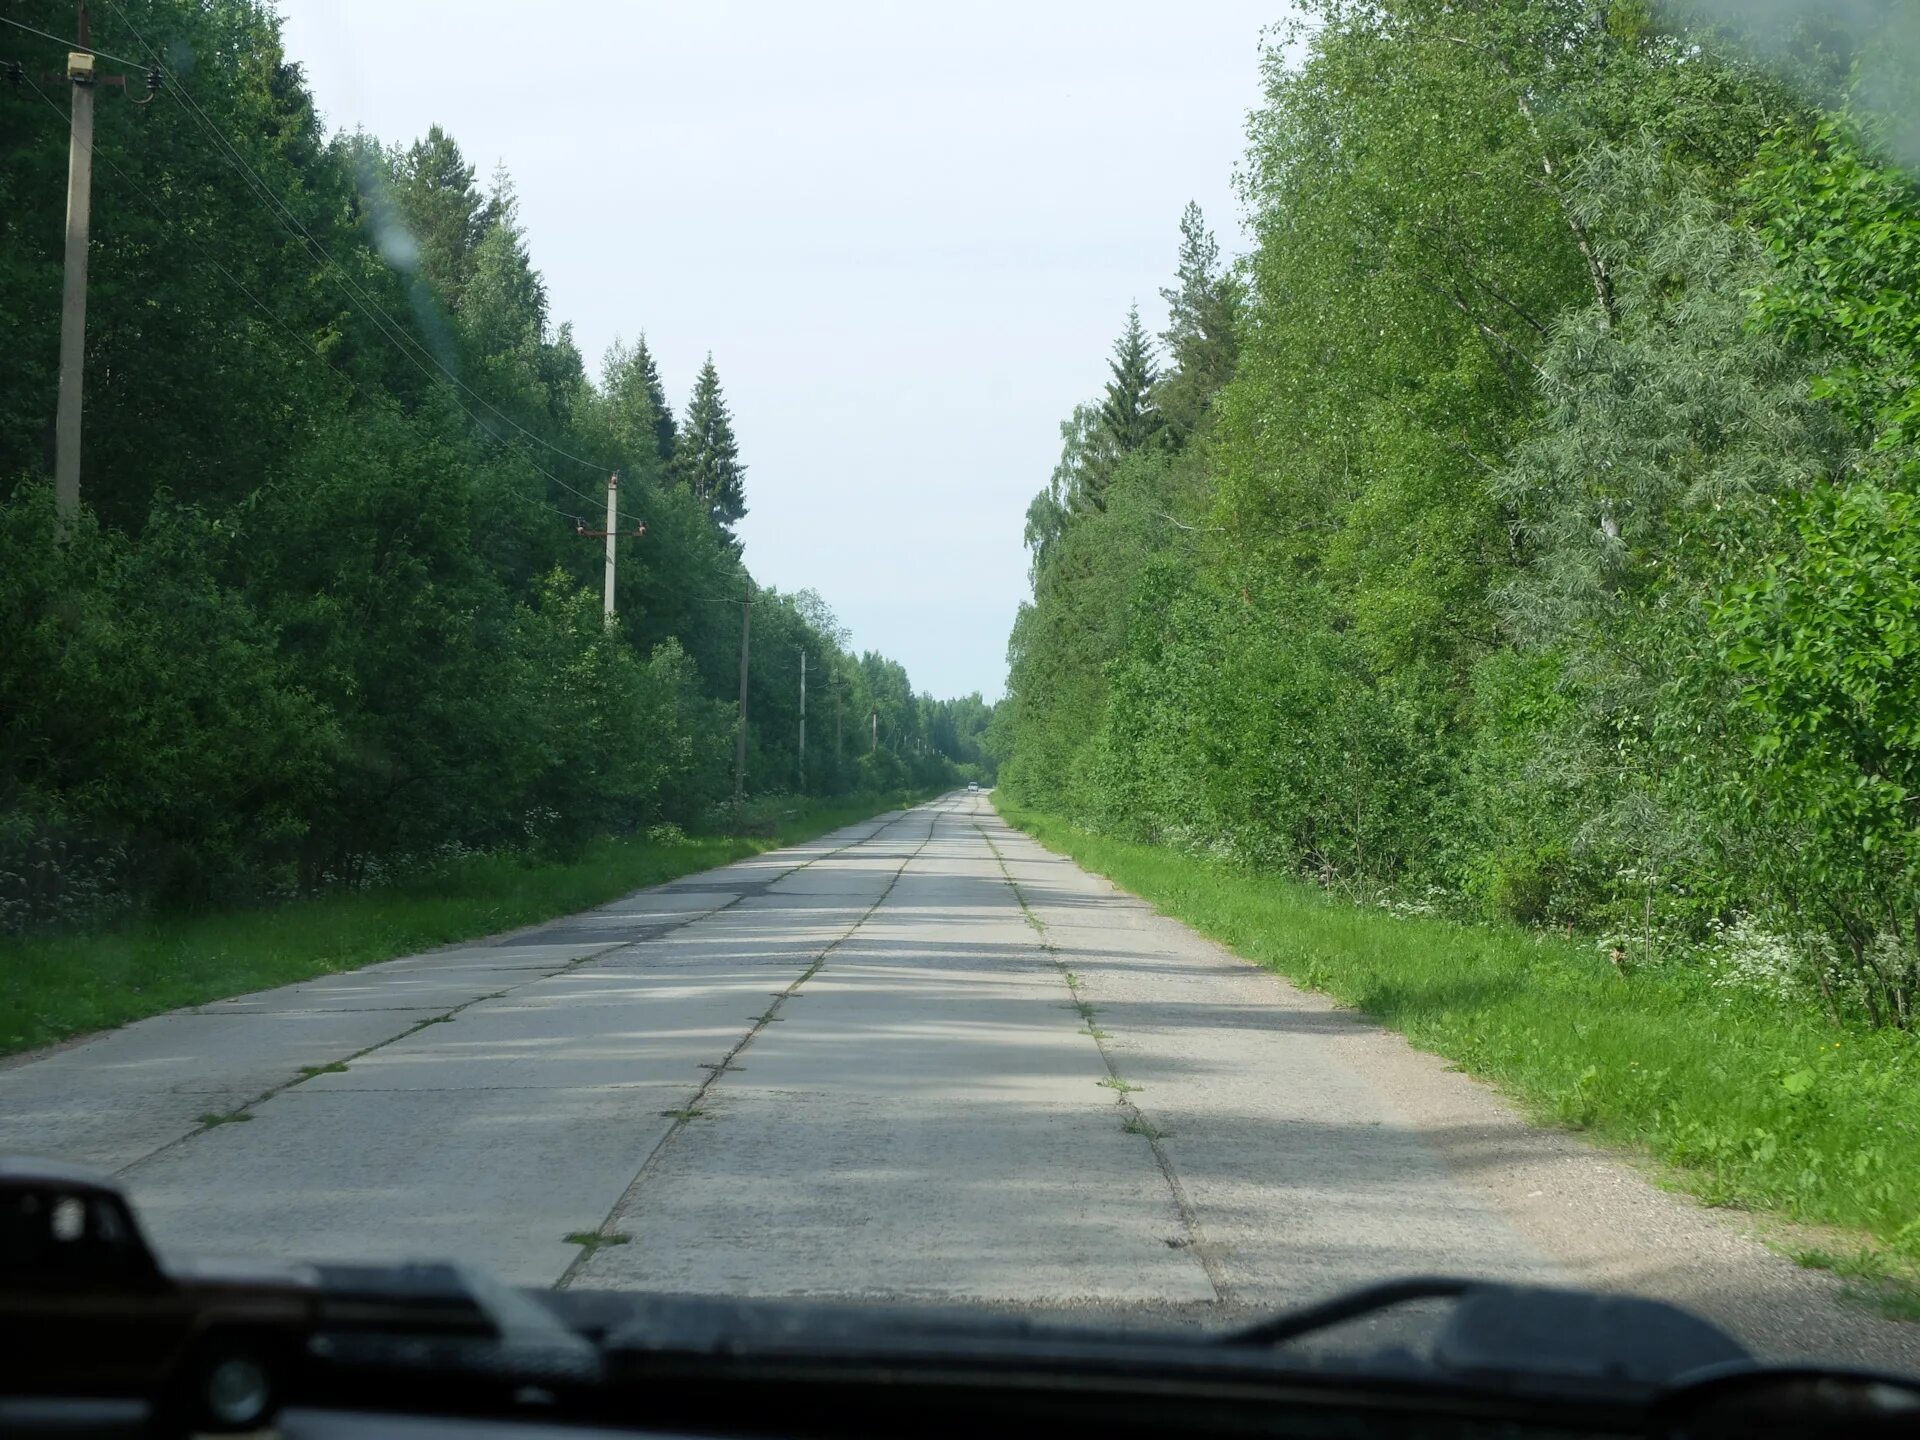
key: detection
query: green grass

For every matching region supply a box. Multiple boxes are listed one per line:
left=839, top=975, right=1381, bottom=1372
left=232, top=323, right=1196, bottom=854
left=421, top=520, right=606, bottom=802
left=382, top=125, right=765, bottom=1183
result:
left=563, top=1231, right=630, bottom=1253
left=1792, top=1248, right=1920, bottom=1322
left=997, top=801, right=1920, bottom=1271
left=0, top=789, right=935, bottom=1058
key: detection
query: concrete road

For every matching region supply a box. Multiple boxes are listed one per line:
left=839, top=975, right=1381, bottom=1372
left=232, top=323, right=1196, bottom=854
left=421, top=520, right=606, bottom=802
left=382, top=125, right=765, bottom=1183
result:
left=2, top=795, right=1914, bottom=1368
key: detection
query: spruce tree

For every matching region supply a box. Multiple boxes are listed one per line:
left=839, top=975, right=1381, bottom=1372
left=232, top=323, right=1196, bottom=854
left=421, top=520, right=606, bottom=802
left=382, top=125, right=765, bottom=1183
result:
left=1078, top=306, right=1161, bottom=513
left=460, top=171, right=548, bottom=361
left=601, top=335, right=678, bottom=475
left=1156, top=202, right=1242, bottom=443
left=676, top=355, right=747, bottom=536
left=1098, top=304, right=1162, bottom=456
left=388, top=126, right=499, bottom=308
left=635, top=336, right=677, bottom=461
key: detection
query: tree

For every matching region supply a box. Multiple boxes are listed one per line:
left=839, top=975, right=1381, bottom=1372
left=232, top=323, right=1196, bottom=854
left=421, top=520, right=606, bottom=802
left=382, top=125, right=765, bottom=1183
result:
left=1155, top=203, right=1241, bottom=442
left=387, top=125, right=499, bottom=310
left=600, top=335, right=678, bottom=477
left=1070, top=308, right=1161, bottom=518
left=460, top=170, right=549, bottom=389
left=1030, top=402, right=1105, bottom=539
left=1097, top=305, right=1162, bottom=459
left=676, top=355, right=747, bottom=537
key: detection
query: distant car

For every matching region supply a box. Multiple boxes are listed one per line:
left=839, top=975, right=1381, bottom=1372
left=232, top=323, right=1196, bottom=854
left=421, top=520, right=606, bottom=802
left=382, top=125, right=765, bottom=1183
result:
left=967, top=781, right=980, bottom=793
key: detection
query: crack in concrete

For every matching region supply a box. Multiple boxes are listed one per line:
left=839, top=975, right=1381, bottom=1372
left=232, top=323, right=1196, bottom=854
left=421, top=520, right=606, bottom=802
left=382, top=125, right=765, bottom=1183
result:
left=974, top=816, right=1231, bottom=1308
left=248, top=1084, right=698, bottom=1094
left=115, top=810, right=919, bottom=1178
left=553, top=808, right=942, bottom=1291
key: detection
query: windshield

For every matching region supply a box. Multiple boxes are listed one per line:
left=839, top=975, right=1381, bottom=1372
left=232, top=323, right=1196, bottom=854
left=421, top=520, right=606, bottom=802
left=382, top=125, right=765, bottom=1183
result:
left=0, top=0, right=1917, bottom=1391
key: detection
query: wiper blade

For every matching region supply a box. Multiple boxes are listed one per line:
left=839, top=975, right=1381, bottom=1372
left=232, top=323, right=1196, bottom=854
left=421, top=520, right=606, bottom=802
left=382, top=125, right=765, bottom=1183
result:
left=310, top=1263, right=601, bottom=1395
left=1220, top=1276, right=1475, bottom=1347
left=1222, top=1276, right=1751, bottom=1389
left=313, top=1262, right=491, bottom=1333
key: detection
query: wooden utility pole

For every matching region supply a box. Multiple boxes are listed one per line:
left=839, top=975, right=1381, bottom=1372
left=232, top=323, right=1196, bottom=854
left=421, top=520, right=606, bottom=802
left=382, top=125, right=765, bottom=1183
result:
left=733, top=584, right=752, bottom=806
left=834, top=681, right=843, bottom=766
left=797, top=649, right=807, bottom=792
left=573, top=473, right=643, bottom=622
left=54, top=9, right=96, bottom=525
left=870, top=707, right=878, bottom=756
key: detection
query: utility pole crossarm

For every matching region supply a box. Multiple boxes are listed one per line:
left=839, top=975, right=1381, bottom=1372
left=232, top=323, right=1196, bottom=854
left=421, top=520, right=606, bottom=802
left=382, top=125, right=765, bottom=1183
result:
left=572, top=472, right=643, bottom=622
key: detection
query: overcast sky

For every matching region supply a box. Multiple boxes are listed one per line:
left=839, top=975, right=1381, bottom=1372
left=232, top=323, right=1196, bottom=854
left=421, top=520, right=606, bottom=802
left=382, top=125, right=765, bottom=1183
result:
left=276, top=1, right=1284, bottom=701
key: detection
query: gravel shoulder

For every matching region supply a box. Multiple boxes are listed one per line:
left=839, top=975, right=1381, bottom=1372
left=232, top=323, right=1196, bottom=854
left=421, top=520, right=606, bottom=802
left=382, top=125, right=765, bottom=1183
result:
left=976, top=803, right=1920, bottom=1369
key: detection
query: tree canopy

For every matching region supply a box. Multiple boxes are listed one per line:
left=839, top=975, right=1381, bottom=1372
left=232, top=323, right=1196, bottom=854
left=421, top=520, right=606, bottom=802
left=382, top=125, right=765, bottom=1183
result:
left=996, top=0, right=1920, bottom=1032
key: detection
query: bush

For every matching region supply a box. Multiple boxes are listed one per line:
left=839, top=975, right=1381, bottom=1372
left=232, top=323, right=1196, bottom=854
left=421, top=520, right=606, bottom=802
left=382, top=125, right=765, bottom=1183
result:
left=0, top=483, right=334, bottom=924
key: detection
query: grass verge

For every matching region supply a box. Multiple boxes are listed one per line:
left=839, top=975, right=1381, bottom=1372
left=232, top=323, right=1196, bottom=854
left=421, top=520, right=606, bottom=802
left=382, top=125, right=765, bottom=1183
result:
left=995, top=799, right=1920, bottom=1285
left=1792, top=1247, right=1920, bottom=1322
left=0, top=788, right=937, bottom=1058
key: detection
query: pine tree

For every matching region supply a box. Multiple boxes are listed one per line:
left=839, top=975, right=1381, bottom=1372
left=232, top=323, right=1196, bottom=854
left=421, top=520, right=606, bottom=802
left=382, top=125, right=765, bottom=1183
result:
left=1156, top=202, right=1241, bottom=443
left=676, top=355, right=747, bottom=536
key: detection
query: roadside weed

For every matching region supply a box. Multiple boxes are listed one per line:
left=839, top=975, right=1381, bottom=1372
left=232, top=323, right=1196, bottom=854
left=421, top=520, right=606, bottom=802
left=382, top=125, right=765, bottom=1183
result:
left=564, top=1232, right=630, bottom=1253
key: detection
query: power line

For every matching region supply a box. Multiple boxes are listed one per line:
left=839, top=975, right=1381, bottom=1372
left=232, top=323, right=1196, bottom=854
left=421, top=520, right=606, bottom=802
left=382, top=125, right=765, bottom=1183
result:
left=12, top=68, right=584, bottom=532
left=0, top=13, right=145, bottom=68
left=98, top=0, right=644, bottom=527
left=17, top=76, right=344, bottom=392
left=100, top=0, right=628, bottom=485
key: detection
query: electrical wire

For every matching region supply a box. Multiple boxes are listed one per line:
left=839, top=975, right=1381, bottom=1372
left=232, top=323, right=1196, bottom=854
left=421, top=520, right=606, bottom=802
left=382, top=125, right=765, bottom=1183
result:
left=17, top=74, right=338, bottom=390
left=100, top=0, right=626, bottom=487
left=13, top=68, right=584, bottom=531
left=0, top=13, right=146, bottom=68
left=99, top=0, right=644, bottom=527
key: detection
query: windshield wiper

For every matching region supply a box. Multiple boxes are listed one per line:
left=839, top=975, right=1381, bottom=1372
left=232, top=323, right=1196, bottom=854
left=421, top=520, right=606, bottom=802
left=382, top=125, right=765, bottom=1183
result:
left=1222, top=1275, right=1758, bottom=1390
left=1220, top=1275, right=1476, bottom=1347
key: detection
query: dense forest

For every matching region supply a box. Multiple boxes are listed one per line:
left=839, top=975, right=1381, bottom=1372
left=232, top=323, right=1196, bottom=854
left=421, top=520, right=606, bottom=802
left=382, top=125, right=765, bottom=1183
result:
left=998, top=0, right=1920, bottom=1030
left=0, top=0, right=991, bottom=930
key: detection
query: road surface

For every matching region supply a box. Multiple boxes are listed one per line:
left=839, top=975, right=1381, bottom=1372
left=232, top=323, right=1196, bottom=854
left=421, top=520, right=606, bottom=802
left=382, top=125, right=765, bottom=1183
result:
left=2, top=794, right=1913, bottom=1366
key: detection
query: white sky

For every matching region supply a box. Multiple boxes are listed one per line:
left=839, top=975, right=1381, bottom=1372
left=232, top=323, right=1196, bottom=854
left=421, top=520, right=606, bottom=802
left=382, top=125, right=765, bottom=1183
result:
left=275, top=1, right=1283, bottom=701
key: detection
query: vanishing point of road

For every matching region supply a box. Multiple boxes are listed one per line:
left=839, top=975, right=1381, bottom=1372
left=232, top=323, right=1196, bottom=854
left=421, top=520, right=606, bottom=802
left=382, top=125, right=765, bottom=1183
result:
left=3, top=794, right=1914, bottom=1367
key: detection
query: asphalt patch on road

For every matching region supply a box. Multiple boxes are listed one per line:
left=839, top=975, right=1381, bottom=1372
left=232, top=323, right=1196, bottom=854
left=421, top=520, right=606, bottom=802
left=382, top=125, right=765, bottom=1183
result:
left=658, top=878, right=781, bottom=896
left=496, top=918, right=698, bottom=947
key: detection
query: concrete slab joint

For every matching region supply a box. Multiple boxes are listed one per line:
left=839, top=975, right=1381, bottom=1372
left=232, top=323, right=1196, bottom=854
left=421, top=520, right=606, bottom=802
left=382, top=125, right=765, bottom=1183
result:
left=0, top=795, right=1910, bottom=1368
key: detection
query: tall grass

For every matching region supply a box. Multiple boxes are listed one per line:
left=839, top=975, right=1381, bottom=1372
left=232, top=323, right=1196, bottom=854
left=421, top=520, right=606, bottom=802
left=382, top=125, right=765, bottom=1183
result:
left=0, top=790, right=932, bottom=1057
left=999, top=802, right=1920, bottom=1260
